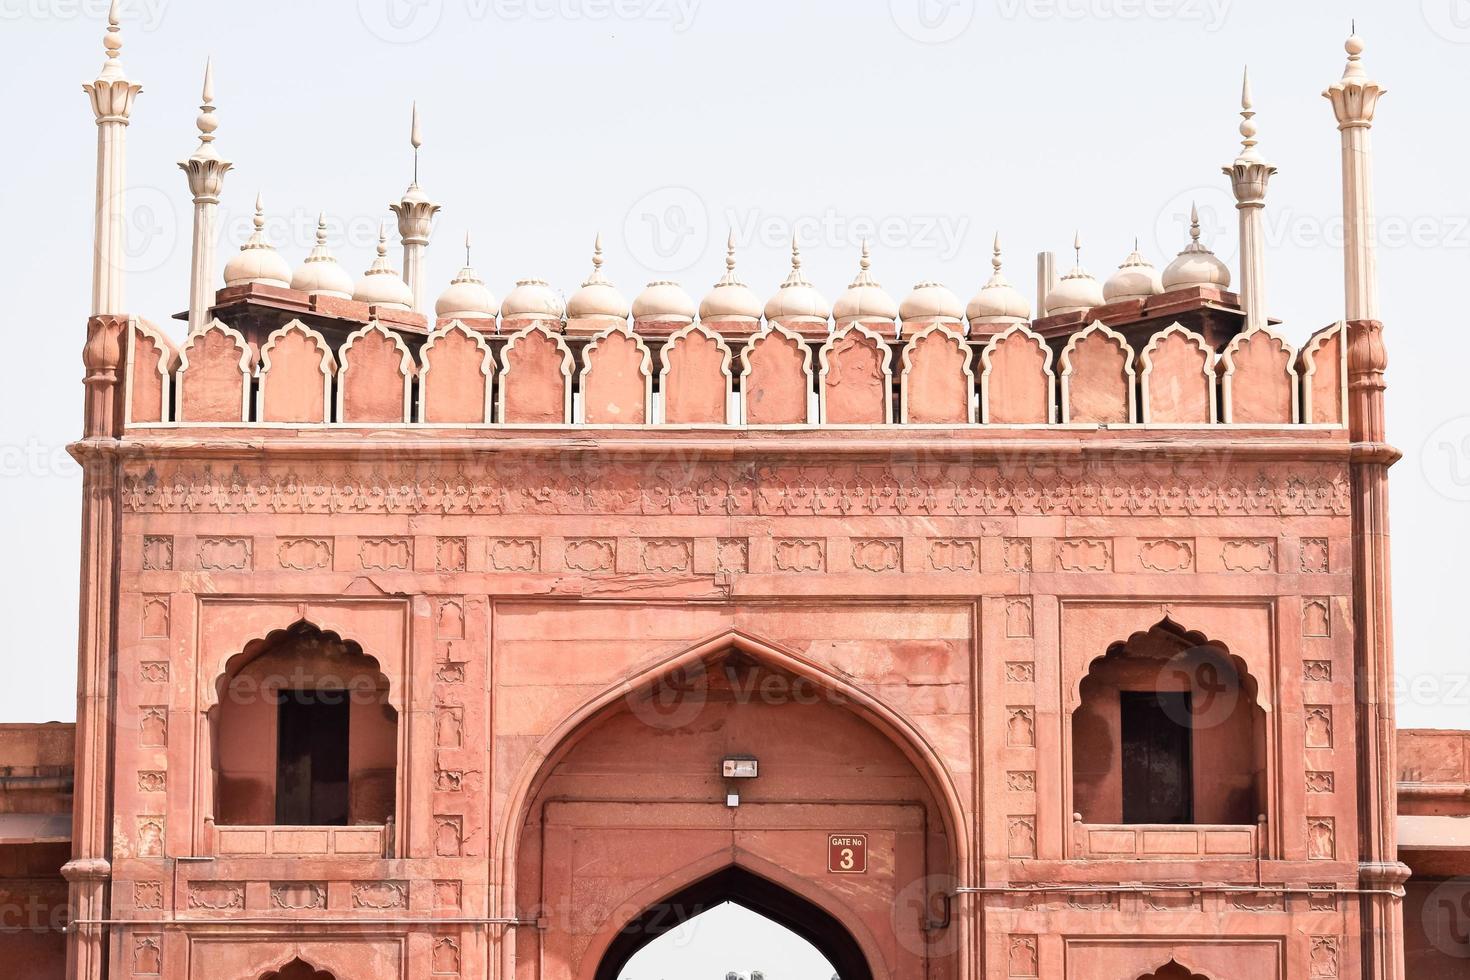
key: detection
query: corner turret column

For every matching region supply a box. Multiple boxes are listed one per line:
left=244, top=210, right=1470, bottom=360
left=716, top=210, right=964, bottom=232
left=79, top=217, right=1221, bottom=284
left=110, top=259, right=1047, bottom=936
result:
left=1327, top=31, right=1408, bottom=980
left=83, top=0, right=141, bottom=315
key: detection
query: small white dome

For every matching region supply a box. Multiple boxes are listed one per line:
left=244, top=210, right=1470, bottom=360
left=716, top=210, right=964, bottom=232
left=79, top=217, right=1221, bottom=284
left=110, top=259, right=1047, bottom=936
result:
left=832, top=242, right=898, bottom=324
left=290, top=213, right=353, bottom=299
left=900, top=281, right=964, bottom=323
left=765, top=240, right=830, bottom=326
left=1103, top=243, right=1164, bottom=303
left=1045, top=235, right=1104, bottom=315
left=566, top=236, right=630, bottom=321
left=1162, top=207, right=1232, bottom=292
left=1045, top=269, right=1104, bottom=315
left=352, top=225, right=413, bottom=310
left=699, top=233, right=763, bottom=321
left=436, top=269, right=498, bottom=320
left=501, top=278, right=565, bottom=320
left=633, top=281, right=696, bottom=322
left=224, top=194, right=291, bottom=288
left=966, top=236, right=1030, bottom=326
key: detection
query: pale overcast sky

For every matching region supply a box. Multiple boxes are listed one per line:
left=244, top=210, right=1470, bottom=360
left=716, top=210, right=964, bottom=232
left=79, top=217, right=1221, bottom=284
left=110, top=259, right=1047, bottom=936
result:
left=1, top=0, right=1467, bottom=971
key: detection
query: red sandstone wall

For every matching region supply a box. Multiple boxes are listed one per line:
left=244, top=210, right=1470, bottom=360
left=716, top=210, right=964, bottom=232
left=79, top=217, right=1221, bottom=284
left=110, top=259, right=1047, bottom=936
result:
left=102, top=438, right=1362, bottom=979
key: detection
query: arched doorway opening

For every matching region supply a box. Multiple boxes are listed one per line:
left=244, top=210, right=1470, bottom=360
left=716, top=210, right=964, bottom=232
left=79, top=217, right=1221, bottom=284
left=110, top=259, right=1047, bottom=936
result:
left=260, top=959, right=335, bottom=980
left=505, top=629, right=964, bottom=980
left=1138, top=961, right=1209, bottom=980
left=595, top=866, right=871, bottom=980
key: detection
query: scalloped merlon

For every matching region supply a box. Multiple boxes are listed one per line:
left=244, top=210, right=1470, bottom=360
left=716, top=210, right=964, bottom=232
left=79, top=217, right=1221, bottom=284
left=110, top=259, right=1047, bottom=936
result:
left=1060, top=320, right=1136, bottom=424
left=499, top=321, right=574, bottom=424
left=419, top=320, right=493, bottom=425
left=980, top=322, right=1054, bottom=425
left=1299, top=321, right=1346, bottom=426
left=1139, top=322, right=1215, bottom=425
left=1222, top=324, right=1299, bottom=424
left=818, top=320, right=893, bottom=424
left=579, top=322, right=653, bottom=424
left=176, top=319, right=252, bottom=423
left=900, top=321, right=973, bottom=424
left=740, top=320, right=813, bottom=425
left=259, top=319, right=335, bottom=424
left=660, top=320, right=733, bottom=424
left=125, top=317, right=178, bottom=424
left=337, top=320, right=415, bottom=424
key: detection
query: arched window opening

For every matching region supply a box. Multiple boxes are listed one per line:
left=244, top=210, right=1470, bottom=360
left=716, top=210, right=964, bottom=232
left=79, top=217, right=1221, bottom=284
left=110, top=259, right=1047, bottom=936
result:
left=1073, top=620, right=1266, bottom=827
left=214, top=621, right=397, bottom=827
left=261, top=959, right=336, bottom=980
left=598, top=867, right=868, bottom=980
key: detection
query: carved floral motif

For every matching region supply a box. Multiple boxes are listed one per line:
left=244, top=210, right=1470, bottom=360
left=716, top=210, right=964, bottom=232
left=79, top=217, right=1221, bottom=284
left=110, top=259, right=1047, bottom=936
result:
left=121, top=461, right=1352, bottom=519
left=929, top=538, right=977, bottom=572
left=774, top=538, right=825, bottom=573
left=851, top=538, right=900, bottom=573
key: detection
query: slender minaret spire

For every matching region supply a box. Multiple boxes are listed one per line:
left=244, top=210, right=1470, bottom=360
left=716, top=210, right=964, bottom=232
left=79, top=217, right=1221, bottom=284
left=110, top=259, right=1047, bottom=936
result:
left=179, top=57, right=232, bottom=331
left=390, top=101, right=441, bottom=315
left=1222, top=67, right=1277, bottom=330
left=83, top=0, right=142, bottom=315
left=1325, top=28, right=1385, bottom=321
left=1326, top=29, right=1405, bottom=980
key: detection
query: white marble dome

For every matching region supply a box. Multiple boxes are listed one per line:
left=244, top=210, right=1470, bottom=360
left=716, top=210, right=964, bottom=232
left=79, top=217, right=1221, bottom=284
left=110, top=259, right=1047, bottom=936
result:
left=1103, top=244, right=1164, bottom=303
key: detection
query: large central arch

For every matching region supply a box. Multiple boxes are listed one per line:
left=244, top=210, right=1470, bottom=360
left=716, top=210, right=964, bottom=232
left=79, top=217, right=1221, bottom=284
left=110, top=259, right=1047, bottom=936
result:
left=498, top=628, right=969, bottom=980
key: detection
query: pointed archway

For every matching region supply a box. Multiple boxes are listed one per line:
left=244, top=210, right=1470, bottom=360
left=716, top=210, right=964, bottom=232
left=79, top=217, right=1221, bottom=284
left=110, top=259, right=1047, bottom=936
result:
left=593, top=866, right=873, bottom=980
left=502, top=628, right=964, bottom=980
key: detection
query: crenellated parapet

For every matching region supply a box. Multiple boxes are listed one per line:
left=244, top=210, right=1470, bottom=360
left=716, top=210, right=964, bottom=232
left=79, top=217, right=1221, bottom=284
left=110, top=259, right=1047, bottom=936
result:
left=123, top=308, right=1348, bottom=430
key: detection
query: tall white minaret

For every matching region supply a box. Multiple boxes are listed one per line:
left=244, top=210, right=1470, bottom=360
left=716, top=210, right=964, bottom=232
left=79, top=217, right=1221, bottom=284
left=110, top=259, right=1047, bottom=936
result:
left=1324, top=28, right=1385, bottom=322
left=390, top=101, right=441, bottom=315
left=83, top=0, right=142, bottom=316
left=1222, top=68, right=1276, bottom=331
left=179, top=57, right=231, bottom=332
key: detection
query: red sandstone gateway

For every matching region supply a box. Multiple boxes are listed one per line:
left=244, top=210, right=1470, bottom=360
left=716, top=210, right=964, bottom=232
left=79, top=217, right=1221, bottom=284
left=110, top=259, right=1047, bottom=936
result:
left=0, top=7, right=1458, bottom=980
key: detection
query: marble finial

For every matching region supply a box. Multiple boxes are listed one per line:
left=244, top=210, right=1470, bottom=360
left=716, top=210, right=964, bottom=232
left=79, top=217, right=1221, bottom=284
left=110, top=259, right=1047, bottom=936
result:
left=464, top=230, right=472, bottom=266
left=97, top=0, right=126, bottom=78
left=411, top=101, right=423, bottom=150
left=1236, top=67, right=1263, bottom=163
left=717, top=229, right=744, bottom=286
left=193, top=58, right=219, bottom=152
left=783, top=234, right=809, bottom=286
left=991, top=233, right=1003, bottom=275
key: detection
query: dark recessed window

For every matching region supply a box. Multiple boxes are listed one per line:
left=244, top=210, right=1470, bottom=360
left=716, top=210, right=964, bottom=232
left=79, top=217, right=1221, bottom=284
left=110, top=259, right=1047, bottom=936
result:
left=275, top=691, right=350, bottom=826
left=1120, top=691, right=1193, bottom=825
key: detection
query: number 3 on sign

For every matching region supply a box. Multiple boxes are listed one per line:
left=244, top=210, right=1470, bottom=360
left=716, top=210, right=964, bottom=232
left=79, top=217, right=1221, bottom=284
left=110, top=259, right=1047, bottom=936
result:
left=828, top=834, right=868, bottom=874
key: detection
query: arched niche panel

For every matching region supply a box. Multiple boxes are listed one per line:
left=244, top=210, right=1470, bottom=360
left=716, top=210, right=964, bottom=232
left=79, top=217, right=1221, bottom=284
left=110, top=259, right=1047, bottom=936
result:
left=818, top=322, right=893, bottom=424
left=419, top=320, right=493, bottom=424
left=1060, top=321, right=1136, bottom=424
left=659, top=322, right=733, bottom=424
left=1139, top=323, right=1215, bottom=424
left=1071, top=618, right=1267, bottom=827
left=499, top=322, right=574, bottom=424
left=176, top=319, right=253, bottom=423
left=900, top=322, right=973, bottom=424
left=258, top=320, right=335, bottom=424
left=980, top=323, right=1054, bottom=424
left=197, top=600, right=407, bottom=715
left=125, top=317, right=177, bottom=424
left=579, top=323, right=653, bottom=424
left=212, top=620, right=397, bottom=828
left=740, top=322, right=813, bottom=425
left=1299, top=321, right=1346, bottom=426
left=1221, top=325, right=1299, bottom=424
left=262, top=960, right=337, bottom=980
left=337, top=321, right=415, bottom=424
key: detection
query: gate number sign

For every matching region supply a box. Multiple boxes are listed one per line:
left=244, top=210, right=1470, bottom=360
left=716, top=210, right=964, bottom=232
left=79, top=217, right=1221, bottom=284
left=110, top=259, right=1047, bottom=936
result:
left=828, top=834, right=868, bottom=874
